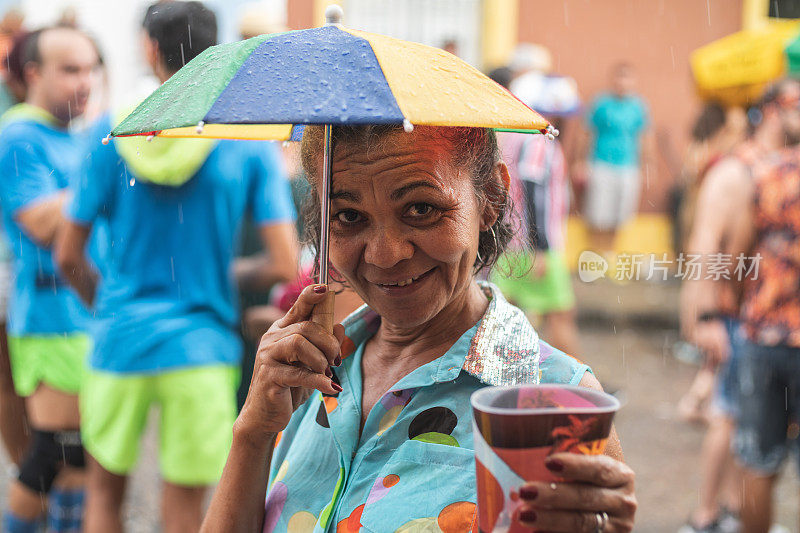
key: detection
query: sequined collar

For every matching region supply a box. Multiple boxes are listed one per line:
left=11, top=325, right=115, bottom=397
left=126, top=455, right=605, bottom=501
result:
left=340, top=282, right=540, bottom=386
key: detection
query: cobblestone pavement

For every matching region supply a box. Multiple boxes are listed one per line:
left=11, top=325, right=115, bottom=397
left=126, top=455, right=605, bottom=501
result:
left=1, top=278, right=797, bottom=531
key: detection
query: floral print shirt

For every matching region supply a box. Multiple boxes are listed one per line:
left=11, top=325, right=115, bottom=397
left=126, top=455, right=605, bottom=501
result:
left=742, top=152, right=800, bottom=346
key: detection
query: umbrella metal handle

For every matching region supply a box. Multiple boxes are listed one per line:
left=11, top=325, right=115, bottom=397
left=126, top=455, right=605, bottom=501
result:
left=312, top=124, right=335, bottom=334
left=311, top=290, right=336, bottom=334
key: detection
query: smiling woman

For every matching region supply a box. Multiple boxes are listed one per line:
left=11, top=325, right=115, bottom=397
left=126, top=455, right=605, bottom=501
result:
left=300, top=125, right=514, bottom=284
left=201, top=125, right=637, bottom=533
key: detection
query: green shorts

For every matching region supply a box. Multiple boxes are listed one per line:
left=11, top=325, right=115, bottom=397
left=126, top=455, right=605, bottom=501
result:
left=8, top=334, right=90, bottom=396
left=492, top=250, right=575, bottom=313
left=81, top=364, right=239, bottom=486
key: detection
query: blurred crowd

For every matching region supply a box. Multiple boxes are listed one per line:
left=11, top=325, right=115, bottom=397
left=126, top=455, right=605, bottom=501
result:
left=0, top=1, right=797, bottom=533
left=0, top=3, right=337, bottom=531
left=674, top=79, right=800, bottom=533
left=478, top=28, right=800, bottom=533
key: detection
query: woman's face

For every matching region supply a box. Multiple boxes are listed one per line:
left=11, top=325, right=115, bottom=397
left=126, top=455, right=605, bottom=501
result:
left=322, top=129, right=496, bottom=329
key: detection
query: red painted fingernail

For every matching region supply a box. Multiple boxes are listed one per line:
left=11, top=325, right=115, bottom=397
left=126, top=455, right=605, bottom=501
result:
left=331, top=381, right=343, bottom=392
left=545, top=458, right=564, bottom=472
left=325, top=367, right=333, bottom=378
left=334, top=355, right=342, bottom=367
left=518, top=509, right=537, bottom=523
left=313, top=285, right=327, bottom=294
left=519, top=486, right=538, bottom=500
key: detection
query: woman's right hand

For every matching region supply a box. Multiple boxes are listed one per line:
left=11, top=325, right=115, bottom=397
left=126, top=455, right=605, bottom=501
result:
left=235, top=284, right=345, bottom=444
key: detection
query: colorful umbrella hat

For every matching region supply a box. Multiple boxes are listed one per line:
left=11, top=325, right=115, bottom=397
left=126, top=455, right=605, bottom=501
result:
left=111, top=25, right=548, bottom=140
left=110, top=13, right=551, bottom=330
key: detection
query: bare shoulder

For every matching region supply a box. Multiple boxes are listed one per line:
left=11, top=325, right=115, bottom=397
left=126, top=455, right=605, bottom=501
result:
left=701, top=156, right=754, bottom=198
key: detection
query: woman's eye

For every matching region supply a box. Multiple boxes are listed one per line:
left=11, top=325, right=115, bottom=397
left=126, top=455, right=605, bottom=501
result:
left=407, top=203, right=434, bottom=217
left=335, top=210, right=362, bottom=224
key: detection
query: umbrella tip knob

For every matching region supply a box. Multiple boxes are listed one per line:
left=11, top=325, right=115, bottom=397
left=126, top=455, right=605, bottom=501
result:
left=325, top=4, right=343, bottom=25
left=403, top=119, right=414, bottom=133
left=101, top=134, right=111, bottom=145
left=196, top=121, right=205, bottom=134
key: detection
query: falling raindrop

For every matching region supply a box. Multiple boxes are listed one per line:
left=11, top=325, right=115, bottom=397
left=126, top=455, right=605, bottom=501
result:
left=129, top=178, right=135, bottom=186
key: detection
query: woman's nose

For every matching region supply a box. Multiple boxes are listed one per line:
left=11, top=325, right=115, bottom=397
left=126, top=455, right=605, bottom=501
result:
left=363, top=225, right=414, bottom=269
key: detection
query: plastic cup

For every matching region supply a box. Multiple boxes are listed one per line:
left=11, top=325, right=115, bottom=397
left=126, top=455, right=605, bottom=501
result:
left=471, top=384, right=620, bottom=533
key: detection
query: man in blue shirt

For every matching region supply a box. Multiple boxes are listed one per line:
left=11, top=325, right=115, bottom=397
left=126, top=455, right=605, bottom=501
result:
left=575, top=63, right=653, bottom=253
left=0, top=25, right=99, bottom=533
left=56, top=3, right=298, bottom=531
left=0, top=28, right=35, bottom=471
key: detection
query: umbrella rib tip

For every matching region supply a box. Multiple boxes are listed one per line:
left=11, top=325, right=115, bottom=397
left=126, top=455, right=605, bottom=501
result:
left=101, top=134, right=111, bottom=145
left=403, top=119, right=414, bottom=133
left=325, top=4, right=344, bottom=25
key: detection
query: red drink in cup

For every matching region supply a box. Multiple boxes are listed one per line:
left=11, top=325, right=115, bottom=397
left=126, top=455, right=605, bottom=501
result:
left=471, top=384, right=620, bottom=533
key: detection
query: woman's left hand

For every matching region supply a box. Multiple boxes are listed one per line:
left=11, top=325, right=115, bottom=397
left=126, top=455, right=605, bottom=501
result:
left=516, top=452, right=636, bottom=532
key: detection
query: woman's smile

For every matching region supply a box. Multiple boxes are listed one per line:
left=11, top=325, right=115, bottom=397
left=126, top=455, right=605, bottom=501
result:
left=368, top=266, right=437, bottom=294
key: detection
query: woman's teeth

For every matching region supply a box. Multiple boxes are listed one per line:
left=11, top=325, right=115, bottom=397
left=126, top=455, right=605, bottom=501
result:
left=385, top=274, right=420, bottom=287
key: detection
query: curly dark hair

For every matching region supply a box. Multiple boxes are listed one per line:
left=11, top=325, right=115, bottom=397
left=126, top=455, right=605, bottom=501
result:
left=299, top=124, right=520, bottom=281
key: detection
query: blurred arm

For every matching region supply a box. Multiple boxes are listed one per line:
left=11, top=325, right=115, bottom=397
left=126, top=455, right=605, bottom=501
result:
left=55, top=221, right=98, bottom=307
left=569, top=124, right=593, bottom=189
left=14, top=191, right=68, bottom=248
left=680, top=157, right=754, bottom=343
left=235, top=222, right=299, bottom=292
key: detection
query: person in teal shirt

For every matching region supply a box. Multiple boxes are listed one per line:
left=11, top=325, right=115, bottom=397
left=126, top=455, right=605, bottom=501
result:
left=588, top=92, right=648, bottom=168
left=0, top=25, right=99, bottom=533
left=577, top=63, right=653, bottom=254
left=202, top=124, right=638, bottom=533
